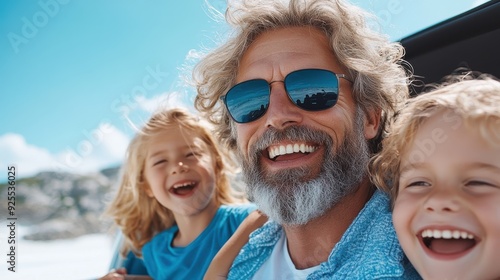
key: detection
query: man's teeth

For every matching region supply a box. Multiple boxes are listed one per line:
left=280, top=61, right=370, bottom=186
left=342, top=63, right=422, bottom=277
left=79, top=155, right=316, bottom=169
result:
left=421, top=229, right=475, bottom=239
left=268, top=143, right=316, bottom=159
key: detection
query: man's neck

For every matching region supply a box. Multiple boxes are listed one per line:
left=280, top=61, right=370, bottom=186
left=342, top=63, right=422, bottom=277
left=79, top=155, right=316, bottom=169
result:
left=283, top=179, right=375, bottom=269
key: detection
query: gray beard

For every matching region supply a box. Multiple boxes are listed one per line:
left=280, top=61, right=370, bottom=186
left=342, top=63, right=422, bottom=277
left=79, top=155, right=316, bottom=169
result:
left=238, top=110, right=370, bottom=226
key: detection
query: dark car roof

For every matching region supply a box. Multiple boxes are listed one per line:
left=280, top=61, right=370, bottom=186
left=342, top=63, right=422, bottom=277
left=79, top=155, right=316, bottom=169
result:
left=400, top=0, right=500, bottom=95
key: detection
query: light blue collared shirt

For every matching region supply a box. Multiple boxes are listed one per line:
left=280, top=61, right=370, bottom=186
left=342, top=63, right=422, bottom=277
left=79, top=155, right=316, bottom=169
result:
left=228, top=190, right=421, bottom=280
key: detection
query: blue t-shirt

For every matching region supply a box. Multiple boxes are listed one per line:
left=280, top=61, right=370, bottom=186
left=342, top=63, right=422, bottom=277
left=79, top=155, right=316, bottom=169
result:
left=122, top=250, right=149, bottom=276
left=142, top=204, right=256, bottom=280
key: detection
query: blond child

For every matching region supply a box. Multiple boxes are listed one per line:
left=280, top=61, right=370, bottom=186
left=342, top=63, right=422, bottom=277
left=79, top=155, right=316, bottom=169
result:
left=100, top=108, right=255, bottom=280
left=370, top=76, right=500, bottom=280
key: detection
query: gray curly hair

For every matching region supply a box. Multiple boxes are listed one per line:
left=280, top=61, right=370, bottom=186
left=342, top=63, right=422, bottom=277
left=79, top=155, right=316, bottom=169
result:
left=194, top=0, right=411, bottom=153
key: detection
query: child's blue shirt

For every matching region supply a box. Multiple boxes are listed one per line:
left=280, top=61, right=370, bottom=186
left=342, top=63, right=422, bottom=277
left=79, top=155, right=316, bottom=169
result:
left=142, top=204, right=256, bottom=280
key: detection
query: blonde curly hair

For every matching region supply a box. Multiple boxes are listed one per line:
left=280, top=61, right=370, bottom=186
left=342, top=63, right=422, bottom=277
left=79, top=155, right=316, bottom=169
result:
left=370, top=75, right=500, bottom=206
left=194, top=0, right=410, bottom=154
left=104, top=108, right=245, bottom=256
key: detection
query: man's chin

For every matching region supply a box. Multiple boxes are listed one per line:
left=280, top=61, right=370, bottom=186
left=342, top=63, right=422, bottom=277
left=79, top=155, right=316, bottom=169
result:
left=247, top=178, right=335, bottom=225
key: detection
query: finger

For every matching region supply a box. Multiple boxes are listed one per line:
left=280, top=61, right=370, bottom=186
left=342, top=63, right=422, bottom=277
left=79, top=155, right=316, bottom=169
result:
left=115, top=267, right=127, bottom=275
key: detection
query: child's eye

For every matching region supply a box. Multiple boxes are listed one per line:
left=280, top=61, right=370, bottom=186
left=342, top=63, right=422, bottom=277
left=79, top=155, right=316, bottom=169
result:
left=465, top=180, right=496, bottom=188
left=406, top=181, right=431, bottom=188
left=153, top=159, right=167, bottom=166
left=186, top=151, right=201, bottom=158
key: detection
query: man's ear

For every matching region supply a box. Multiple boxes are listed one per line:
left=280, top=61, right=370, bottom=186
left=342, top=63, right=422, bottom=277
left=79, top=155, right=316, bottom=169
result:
left=364, top=108, right=381, bottom=140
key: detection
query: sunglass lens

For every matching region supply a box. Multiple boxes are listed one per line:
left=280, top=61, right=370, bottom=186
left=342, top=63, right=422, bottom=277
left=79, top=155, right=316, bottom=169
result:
left=285, top=69, right=339, bottom=111
left=225, top=79, right=270, bottom=123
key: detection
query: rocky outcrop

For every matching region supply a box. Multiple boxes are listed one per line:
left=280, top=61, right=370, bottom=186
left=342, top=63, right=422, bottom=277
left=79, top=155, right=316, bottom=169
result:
left=0, top=166, right=121, bottom=241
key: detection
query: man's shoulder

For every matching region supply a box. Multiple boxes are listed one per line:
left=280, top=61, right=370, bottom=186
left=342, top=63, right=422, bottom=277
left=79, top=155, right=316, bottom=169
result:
left=240, top=220, right=282, bottom=252
left=328, top=190, right=395, bottom=256
left=315, top=190, right=419, bottom=279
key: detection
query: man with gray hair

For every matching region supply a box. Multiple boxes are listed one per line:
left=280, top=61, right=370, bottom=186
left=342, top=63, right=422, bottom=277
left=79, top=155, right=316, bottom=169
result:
left=195, top=0, right=419, bottom=278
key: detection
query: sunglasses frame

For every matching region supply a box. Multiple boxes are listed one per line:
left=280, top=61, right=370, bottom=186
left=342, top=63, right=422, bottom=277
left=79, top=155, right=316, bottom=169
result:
left=220, top=68, right=353, bottom=123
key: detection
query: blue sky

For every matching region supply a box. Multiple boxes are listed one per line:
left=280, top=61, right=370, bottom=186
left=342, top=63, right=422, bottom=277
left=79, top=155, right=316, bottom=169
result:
left=0, top=0, right=487, bottom=182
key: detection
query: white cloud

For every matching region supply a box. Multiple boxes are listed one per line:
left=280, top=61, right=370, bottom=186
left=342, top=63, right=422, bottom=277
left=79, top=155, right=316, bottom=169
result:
left=0, top=124, right=131, bottom=182
left=0, top=133, right=57, bottom=179
left=55, top=123, right=130, bottom=173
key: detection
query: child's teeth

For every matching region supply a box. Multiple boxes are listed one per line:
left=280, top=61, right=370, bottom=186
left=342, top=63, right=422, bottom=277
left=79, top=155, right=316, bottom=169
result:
left=421, top=229, right=476, bottom=240
left=442, top=230, right=452, bottom=239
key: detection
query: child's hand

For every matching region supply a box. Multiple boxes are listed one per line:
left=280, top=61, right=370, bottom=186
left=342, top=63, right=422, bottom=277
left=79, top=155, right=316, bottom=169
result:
left=204, top=210, right=268, bottom=279
left=123, top=276, right=153, bottom=280
left=99, top=268, right=127, bottom=280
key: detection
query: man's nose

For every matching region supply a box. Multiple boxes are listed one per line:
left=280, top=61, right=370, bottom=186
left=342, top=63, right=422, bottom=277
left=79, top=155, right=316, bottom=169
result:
left=264, top=82, right=303, bottom=129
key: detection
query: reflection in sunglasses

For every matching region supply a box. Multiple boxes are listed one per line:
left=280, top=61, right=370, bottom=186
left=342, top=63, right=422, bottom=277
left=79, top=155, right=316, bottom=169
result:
left=222, top=68, right=350, bottom=123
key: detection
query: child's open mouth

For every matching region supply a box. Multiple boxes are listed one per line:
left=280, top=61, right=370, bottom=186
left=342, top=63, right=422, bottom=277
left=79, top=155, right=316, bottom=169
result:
left=170, top=181, right=197, bottom=196
left=419, top=229, right=479, bottom=258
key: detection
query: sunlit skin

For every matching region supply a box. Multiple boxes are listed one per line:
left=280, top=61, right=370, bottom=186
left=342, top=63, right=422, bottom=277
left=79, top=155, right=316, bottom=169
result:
left=143, top=126, right=219, bottom=247
left=394, top=111, right=500, bottom=280
left=234, top=26, right=379, bottom=268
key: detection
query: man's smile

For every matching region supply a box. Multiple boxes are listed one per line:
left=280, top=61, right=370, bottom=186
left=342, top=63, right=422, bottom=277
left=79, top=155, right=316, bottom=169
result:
left=267, top=142, right=318, bottom=160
